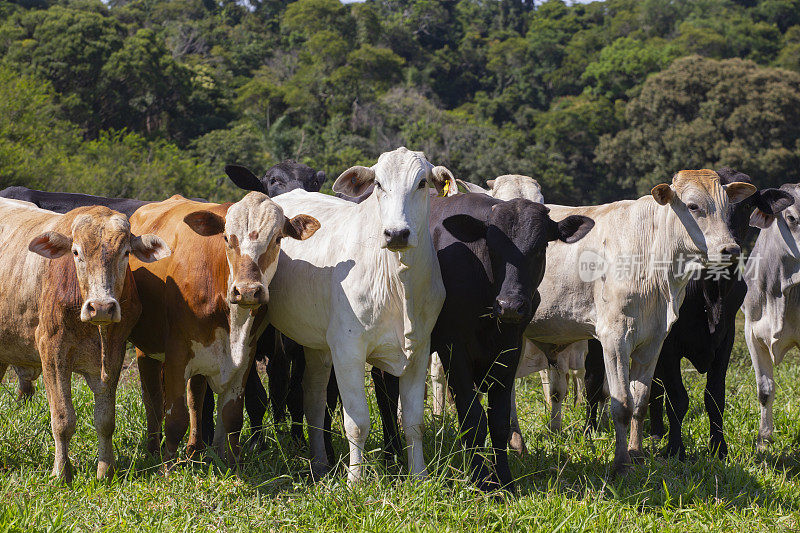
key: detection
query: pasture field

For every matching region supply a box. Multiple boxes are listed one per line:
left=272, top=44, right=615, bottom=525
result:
left=1, top=326, right=800, bottom=532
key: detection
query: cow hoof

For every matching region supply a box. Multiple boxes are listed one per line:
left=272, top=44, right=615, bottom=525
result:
left=310, top=464, right=331, bottom=483
left=508, top=432, right=528, bottom=456
left=709, top=439, right=728, bottom=460
left=756, top=436, right=773, bottom=452
left=96, top=461, right=115, bottom=481
left=611, top=456, right=633, bottom=477
left=52, top=460, right=74, bottom=484
left=186, top=442, right=205, bottom=459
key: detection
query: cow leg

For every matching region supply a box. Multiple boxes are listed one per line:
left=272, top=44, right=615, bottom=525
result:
left=244, top=359, right=268, bottom=448
left=39, top=343, right=76, bottom=482
left=573, top=368, right=585, bottom=406
left=627, top=342, right=662, bottom=461
left=215, top=383, right=246, bottom=466
left=331, top=342, right=370, bottom=484
left=705, top=329, right=734, bottom=459
left=508, top=380, right=527, bottom=455
left=399, top=346, right=430, bottom=479
left=137, top=350, right=163, bottom=456
left=545, top=353, right=569, bottom=433
left=201, top=386, right=215, bottom=447
left=162, top=343, right=191, bottom=463
left=747, top=333, right=775, bottom=450
left=430, top=352, right=447, bottom=417
left=372, top=367, right=403, bottom=466
left=596, top=332, right=634, bottom=474
left=487, top=377, right=514, bottom=490
left=267, top=337, right=289, bottom=430
left=287, top=343, right=307, bottom=445
left=324, top=367, right=339, bottom=466
left=584, top=339, right=605, bottom=432
left=303, top=347, right=332, bottom=480
left=15, top=366, right=35, bottom=402
left=649, top=374, right=666, bottom=442
left=186, top=375, right=207, bottom=457
left=91, top=332, right=126, bottom=481
left=660, top=357, right=689, bottom=460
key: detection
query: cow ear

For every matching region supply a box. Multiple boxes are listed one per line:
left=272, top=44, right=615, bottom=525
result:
left=332, top=166, right=375, bottom=197
left=131, top=234, right=171, bottom=263
left=486, top=179, right=496, bottom=189
left=225, top=164, right=264, bottom=193
left=552, top=215, right=595, bottom=243
left=749, top=209, right=775, bottom=229
left=442, top=214, right=487, bottom=243
left=755, top=188, right=794, bottom=215
left=457, top=179, right=489, bottom=195
left=429, top=166, right=458, bottom=197
left=183, top=210, right=226, bottom=236
left=282, top=214, right=321, bottom=241
left=724, top=181, right=757, bottom=204
left=651, top=183, right=674, bottom=205
left=29, top=231, right=72, bottom=259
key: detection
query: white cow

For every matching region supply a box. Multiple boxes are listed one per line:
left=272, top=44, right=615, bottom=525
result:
left=267, top=147, right=453, bottom=483
left=742, top=183, right=800, bottom=450
left=456, top=175, right=545, bottom=203
left=524, top=170, right=754, bottom=473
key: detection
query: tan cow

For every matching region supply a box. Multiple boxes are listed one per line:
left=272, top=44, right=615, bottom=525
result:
left=0, top=199, right=170, bottom=481
left=129, top=193, right=319, bottom=464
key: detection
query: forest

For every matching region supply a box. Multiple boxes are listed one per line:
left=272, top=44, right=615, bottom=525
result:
left=1, top=0, right=799, bottom=204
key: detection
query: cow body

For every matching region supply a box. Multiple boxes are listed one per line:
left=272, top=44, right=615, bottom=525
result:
left=266, top=148, right=451, bottom=482
left=743, top=183, right=800, bottom=450
left=0, top=186, right=151, bottom=217
left=0, top=199, right=168, bottom=481
left=129, top=193, right=318, bottom=463
left=523, top=171, right=754, bottom=473
left=583, top=169, right=792, bottom=459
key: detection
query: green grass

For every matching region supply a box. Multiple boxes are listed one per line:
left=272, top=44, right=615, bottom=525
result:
left=2, top=325, right=800, bottom=532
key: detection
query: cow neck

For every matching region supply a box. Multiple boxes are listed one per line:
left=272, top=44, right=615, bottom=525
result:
left=362, top=192, right=437, bottom=359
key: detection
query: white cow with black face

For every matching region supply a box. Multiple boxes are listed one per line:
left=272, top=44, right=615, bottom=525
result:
left=743, top=183, right=800, bottom=451
left=267, top=147, right=453, bottom=483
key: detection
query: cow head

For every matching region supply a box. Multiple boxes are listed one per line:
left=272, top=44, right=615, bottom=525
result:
left=28, top=207, right=171, bottom=325
left=332, top=147, right=457, bottom=251
left=183, top=192, right=319, bottom=308
left=651, top=170, right=757, bottom=264
left=444, top=198, right=594, bottom=324
left=225, top=160, right=326, bottom=198
left=457, top=175, right=545, bottom=203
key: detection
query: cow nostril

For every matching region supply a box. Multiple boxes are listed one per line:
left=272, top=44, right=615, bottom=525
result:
left=232, top=287, right=241, bottom=300
left=87, top=303, right=96, bottom=316
left=253, top=286, right=264, bottom=300
left=384, top=229, right=392, bottom=238
left=399, top=229, right=410, bottom=240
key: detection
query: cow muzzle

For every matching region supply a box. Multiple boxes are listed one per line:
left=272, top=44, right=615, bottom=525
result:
left=383, top=228, right=411, bottom=251
left=493, top=297, right=531, bottom=325
left=81, top=298, right=121, bottom=325
left=707, top=243, right=741, bottom=265
left=229, top=282, right=268, bottom=308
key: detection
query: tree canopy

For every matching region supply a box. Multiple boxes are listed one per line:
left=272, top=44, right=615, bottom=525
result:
left=1, top=0, right=799, bottom=204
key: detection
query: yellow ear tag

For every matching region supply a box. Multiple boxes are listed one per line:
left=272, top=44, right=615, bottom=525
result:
left=440, top=180, right=450, bottom=197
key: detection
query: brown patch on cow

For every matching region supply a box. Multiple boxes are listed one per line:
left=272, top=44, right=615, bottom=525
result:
left=672, top=169, right=720, bottom=194
left=257, top=239, right=281, bottom=273
left=249, top=230, right=259, bottom=241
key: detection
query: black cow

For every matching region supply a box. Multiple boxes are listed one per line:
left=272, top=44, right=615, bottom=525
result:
left=224, top=160, right=326, bottom=198
left=369, top=193, right=593, bottom=490
left=0, top=186, right=150, bottom=217
left=585, top=168, right=793, bottom=460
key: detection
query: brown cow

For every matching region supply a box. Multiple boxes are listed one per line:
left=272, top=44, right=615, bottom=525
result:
left=0, top=199, right=170, bottom=482
left=128, top=193, right=319, bottom=464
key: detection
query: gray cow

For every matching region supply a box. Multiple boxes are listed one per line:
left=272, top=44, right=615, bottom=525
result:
left=743, top=183, right=800, bottom=450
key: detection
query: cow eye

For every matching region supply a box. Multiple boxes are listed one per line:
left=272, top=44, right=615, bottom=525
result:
left=223, top=235, right=229, bottom=243
left=374, top=181, right=382, bottom=191
left=788, top=214, right=797, bottom=224
left=417, top=180, right=426, bottom=189
left=72, top=250, right=79, bottom=256
left=687, top=203, right=699, bottom=212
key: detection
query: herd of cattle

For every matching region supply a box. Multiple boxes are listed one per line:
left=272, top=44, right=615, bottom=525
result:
left=0, top=146, right=797, bottom=492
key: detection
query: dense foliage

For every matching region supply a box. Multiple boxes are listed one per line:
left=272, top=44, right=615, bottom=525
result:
left=1, top=0, right=799, bottom=204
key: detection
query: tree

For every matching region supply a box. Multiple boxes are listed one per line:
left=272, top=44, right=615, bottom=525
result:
left=596, top=55, right=800, bottom=196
